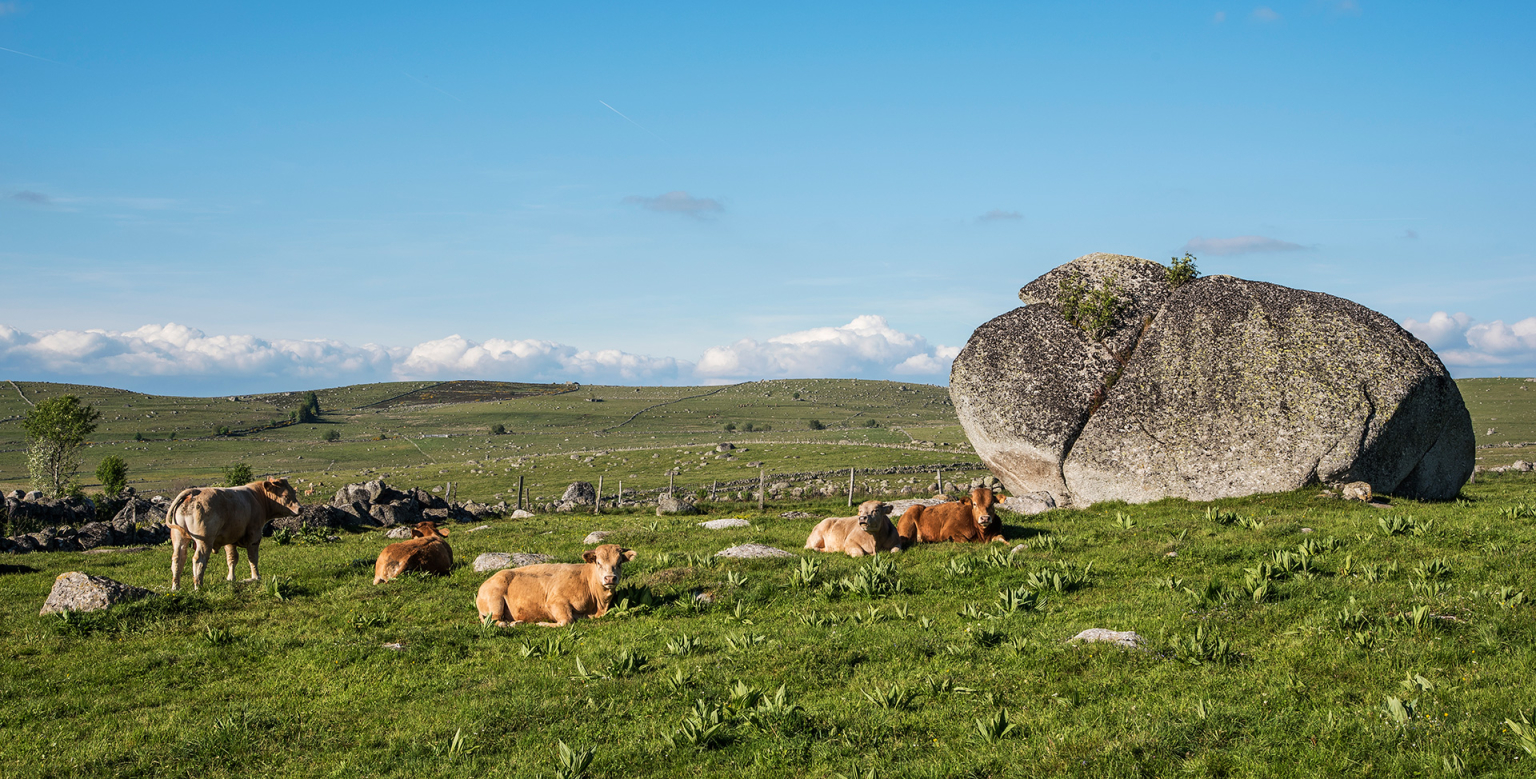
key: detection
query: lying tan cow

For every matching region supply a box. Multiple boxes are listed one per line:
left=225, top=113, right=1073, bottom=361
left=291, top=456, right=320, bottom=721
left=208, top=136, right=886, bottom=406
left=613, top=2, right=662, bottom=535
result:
left=475, top=544, right=637, bottom=627
left=373, top=521, right=453, bottom=584
left=804, top=500, right=901, bottom=557
left=897, top=487, right=1008, bottom=546
left=166, top=477, right=301, bottom=590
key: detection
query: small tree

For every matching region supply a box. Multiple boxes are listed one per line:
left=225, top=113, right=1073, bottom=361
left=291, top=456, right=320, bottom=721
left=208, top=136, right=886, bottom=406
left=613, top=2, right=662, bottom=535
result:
left=723, top=422, right=736, bottom=432
left=742, top=422, right=755, bottom=432
left=1167, top=253, right=1200, bottom=289
left=95, top=455, right=129, bottom=497
left=490, top=423, right=506, bottom=435
left=808, top=419, right=826, bottom=430
left=133, top=431, right=144, bottom=442
left=223, top=463, right=254, bottom=487
left=23, top=395, right=100, bottom=498
left=863, top=419, right=880, bottom=428
left=322, top=429, right=340, bottom=442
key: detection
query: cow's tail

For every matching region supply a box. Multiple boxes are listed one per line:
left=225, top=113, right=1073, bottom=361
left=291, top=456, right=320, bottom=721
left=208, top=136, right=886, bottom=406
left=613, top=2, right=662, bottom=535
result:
left=163, top=488, right=201, bottom=531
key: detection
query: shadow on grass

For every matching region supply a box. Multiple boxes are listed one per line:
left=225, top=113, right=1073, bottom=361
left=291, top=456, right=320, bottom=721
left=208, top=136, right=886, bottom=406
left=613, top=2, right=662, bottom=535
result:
left=47, top=590, right=214, bottom=637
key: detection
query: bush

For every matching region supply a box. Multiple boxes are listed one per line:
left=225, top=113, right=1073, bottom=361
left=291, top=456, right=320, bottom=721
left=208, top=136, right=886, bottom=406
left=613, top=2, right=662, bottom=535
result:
left=95, top=455, right=129, bottom=497
left=1167, top=253, right=1200, bottom=289
left=808, top=419, right=825, bottom=431
left=863, top=419, right=879, bottom=428
left=214, top=426, right=231, bottom=436
left=1058, top=272, right=1125, bottom=341
left=292, top=391, right=322, bottom=424
left=133, top=432, right=144, bottom=442
left=23, top=394, right=100, bottom=498
left=742, top=423, right=755, bottom=432
left=723, top=423, right=736, bottom=432
left=322, top=429, right=340, bottom=442
left=490, top=423, right=506, bottom=435
left=223, top=463, right=254, bottom=487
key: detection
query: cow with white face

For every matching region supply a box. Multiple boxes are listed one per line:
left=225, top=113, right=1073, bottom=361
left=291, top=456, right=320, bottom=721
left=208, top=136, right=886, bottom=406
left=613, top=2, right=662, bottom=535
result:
left=475, top=544, right=638, bottom=627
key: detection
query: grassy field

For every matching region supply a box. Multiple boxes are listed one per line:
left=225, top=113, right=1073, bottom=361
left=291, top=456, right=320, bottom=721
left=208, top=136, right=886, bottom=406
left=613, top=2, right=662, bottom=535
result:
left=2, top=475, right=1535, bottom=777
left=0, top=378, right=987, bottom=504
left=2, top=377, right=1530, bottom=505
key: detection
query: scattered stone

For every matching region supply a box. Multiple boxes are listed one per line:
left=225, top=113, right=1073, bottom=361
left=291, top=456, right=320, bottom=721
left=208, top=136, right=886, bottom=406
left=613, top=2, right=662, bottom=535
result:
left=473, top=552, right=556, bottom=572
left=693, top=590, right=715, bottom=604
left=780, top=511, right=820, bottom=519
left=1010, top=544, right=1028, bottom=555
left=1340, top=481, right=1373, bottom=502
left=1164, top=551, right=1177, bottom=557
left=583, top=531, right=612, bottom=544
left=39, top=572, right=153, bottom=615
left=715, top=543, right=795, bottom=559
left=715, top=443, right=735, bottom=452
left=1301, top=527, right=1314, bottom=534
left=384, top=526, right=414, bottom=539
left=509, top=509, right=534, bottom=519
left=1068, top=628, right=1145, bottom=649
left=83, top=546, right=150, bottom=554
left=699, top=518, right=750, bottom=530
left=382, top=642, right=405, bottom=651
left=465, top=525, right=491, bottom=533
left=656, top=494, right=699, bottom=516
left=1001, top=491, right=1056, bottom=515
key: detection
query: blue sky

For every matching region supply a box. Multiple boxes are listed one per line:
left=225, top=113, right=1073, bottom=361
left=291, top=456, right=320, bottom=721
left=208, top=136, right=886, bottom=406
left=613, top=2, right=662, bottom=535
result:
left=2, top=1, right=1533, bottom=393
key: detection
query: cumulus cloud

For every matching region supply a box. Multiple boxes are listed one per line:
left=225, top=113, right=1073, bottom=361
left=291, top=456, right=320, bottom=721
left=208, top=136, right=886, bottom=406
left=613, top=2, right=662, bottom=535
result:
left=977, top=209, right=1022, bottom=223
left=1251, top=6, right=1281, bottom=22
left=11, top=190, right=49, bottom=204
left=622, top=191, right=723, bottom=218
left=1182, top=235, right=1309, bottom=256
left=695, top=315, right=958, bottom=380
left=1402, top=311, right=1536, bottom=376
left=0, top=316, right=959, bottom=393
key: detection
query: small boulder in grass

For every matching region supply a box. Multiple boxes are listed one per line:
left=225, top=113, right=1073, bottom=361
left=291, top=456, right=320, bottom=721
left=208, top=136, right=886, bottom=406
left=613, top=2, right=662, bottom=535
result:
left=715, top=543, right=795, bottom=559
left=40, top=572, right=153, bottom=615
left=473, top=552, right=556, bottom=572
left=1068, top=628, right=1145, bottom=649
left=583, top=531, right=612, bottom=545
left=1340, top=481, right=1373, bottom=502
left=385, top=526, right=414, bottom=539
left=699, top=518, right=750, bottom=530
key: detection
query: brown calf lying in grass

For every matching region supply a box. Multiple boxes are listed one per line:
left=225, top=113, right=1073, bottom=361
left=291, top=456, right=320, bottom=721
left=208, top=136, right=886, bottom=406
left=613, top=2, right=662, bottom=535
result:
left=475, top=544, right=637, bottom=627
left=897, top=487, right=1008, bottom=546
left=804, top=500, right=901, bottom=557
left=166, top=478, right=301, bottom=591
left=373, top=521, right=453, bottom=584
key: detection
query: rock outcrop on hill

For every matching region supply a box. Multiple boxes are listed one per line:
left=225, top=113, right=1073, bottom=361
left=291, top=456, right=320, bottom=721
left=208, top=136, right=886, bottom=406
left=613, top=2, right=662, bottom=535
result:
left=950, top=253, right=1475, bottom=506
left=329, top=478, right=499, bottom=526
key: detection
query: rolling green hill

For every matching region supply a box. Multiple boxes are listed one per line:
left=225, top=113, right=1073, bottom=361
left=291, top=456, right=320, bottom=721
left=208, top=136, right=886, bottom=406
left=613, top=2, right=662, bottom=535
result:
left=1, top=377, right=1530, bottom=503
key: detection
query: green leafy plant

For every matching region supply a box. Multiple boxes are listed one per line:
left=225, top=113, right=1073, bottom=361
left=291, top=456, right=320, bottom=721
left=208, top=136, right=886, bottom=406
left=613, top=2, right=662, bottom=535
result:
left=1113, top=512, right=1136, bottom=530
left=862, top=683, right=918, bottom=710
left=838, top=554, right=904, bottom=598
left=1170, top=624, right=1238, bottom=665
left=1506, top=710, right=1536, bottom=757
left=666, top=633, right=702, bottom=656
left=663, top=701, right=728, bottom=749
left=1166, top=253, right=1200, bottom=288
left=222, top=463, right=253, bottom=487
left=552, top=740, right=594, bottom=779
left=974, top=709, right=1018, bottom=743
left=94, top=454, right=129, bottom=497
left=807, top=419, right=825, bottom=430
left=322, top=429, right=340, bottom=442
left=789, top=557, right=822, bottom=589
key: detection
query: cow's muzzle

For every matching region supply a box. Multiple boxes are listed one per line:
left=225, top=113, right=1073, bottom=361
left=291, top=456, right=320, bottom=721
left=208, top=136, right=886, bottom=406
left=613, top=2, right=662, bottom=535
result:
left=602, top=575, right=619, bottom=589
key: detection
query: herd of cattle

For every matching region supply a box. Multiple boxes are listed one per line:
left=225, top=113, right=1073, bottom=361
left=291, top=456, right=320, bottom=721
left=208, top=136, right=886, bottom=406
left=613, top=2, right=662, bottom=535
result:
left=161, top=477, right=1011, bottom=627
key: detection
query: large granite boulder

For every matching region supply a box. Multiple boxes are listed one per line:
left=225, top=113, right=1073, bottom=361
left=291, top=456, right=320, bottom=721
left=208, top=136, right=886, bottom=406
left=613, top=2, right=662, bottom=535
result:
left=951, top=253, right=1474, bottom=506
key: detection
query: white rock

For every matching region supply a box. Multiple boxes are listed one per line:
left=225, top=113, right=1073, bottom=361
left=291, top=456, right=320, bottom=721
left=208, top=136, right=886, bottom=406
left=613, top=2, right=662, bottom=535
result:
left=509, top=509, right=534, bottom=519
left=699, top=518, right=751, bottom=530
left=384, top=527, right=413, bottom=539
left=715, top=543, right=795, bottom=559
left=583, top=531, right=611, bottom=544
left=466, top=525, right=491, bottom=533
left=473, top=552, right=556, bottom=572
left=1068, top=628, right=1145, bottom=649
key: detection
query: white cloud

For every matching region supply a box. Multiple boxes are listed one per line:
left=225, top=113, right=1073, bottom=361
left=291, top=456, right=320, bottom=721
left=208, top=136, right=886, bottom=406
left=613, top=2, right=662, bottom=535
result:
left=622, top=191, right=723, bottom=218
left=0, top=316, right=959, bottom=393
left=1252, top=6, right=1281, bottom=22
left=1401, top=312, right=1536, bottom=377
left=695, top=315, right=957, bottom=380
left=1402, top=311, right=1472, bottom=350
left=1182, top=235, right=1309, bottom=255
left=1213, top=11, right=1227, bottom=23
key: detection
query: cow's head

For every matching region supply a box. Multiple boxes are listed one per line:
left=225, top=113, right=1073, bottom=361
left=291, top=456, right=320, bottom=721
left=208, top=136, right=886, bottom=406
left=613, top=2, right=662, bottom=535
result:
left=583, top=543, right=637, bottom=590
left=260, top=477, right=302, bottom=517
left=856, top=500, right=894, bottom=533
left=967, top=487, right=1005, bottom=531
left=411, top=521, right=450, bottom=539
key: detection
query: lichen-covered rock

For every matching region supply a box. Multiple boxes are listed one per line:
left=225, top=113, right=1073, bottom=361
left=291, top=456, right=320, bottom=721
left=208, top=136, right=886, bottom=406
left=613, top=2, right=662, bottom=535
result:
left=39, top=572, right=153, bottom=615
left=951, top=254, right=1474, bottom=506
left=715, top=544, right=795, bottom=559
left=698, top=518, right=750, bottom=530
left=656, top=494, right=698, bottom=516
left=1068, top=628, right=1144, bottom=648
left=473, top=552, right=555, bottom=572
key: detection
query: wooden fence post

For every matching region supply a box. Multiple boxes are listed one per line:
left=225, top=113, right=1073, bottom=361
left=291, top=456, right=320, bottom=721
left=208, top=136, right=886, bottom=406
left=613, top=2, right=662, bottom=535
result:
left=617, top=479, right=623, bottom=508
left=848, top=467, right=855, bottom=506
left=517, top=475, right=524, bottom=511
left=669, top=472, right=674, bottom=495
left=758, top=469, right=765, bottom=511
left=595, top=475, right=603, bottom=515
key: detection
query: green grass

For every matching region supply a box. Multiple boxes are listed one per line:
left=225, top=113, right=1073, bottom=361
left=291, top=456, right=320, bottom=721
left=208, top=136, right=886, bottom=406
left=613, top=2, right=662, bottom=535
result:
left=3, top=475, right=1536, bottom=776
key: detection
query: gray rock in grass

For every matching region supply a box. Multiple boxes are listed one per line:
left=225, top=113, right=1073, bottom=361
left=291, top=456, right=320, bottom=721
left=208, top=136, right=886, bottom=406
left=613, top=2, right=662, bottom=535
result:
left=40, top=572, right=153, bottom=615
left=699, top=518, right=750, bottom=530
left=473, top=552, right=556, bottom=572
left=583, top=531, right=612, bottom=544
left=1067, top=628, right=1145, bottom=649
left=715, top=544, right=795, bottom=559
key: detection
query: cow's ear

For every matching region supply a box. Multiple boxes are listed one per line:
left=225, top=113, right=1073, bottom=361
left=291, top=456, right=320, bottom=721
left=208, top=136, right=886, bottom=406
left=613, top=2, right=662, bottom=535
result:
left=582, top=550, right=597, bottom=563
left=437, top=527, right=451, bottom=537
left=622, top=549, right=637, bottom=562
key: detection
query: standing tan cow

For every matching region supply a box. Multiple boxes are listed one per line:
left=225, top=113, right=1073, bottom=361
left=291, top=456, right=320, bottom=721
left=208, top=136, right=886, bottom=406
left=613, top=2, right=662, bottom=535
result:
left=166, top=477, right=301, bottom=590
left=475, top=544, right=637, bottom=627
left=897, top=487, right=1008, bottom=546
left=804, top=500, right=901, bottom=557
left=374, top=521, right=453, bottom=584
